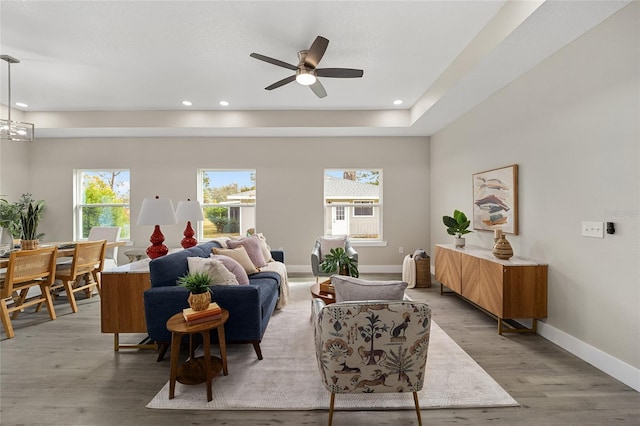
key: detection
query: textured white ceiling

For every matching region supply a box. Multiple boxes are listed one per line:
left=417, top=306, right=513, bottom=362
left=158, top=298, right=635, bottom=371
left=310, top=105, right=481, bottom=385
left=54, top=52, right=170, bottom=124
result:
left=0, top=0, right=631, bottom=138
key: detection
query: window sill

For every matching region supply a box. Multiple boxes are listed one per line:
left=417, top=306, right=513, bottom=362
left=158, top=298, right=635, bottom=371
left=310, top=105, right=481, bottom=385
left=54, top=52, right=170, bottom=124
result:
left=350, top=240, right=388, bottom=248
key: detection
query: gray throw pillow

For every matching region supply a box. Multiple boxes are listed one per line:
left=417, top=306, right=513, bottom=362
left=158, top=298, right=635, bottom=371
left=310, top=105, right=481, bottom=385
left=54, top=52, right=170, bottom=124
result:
left=332, top=275, right=408, bottom=303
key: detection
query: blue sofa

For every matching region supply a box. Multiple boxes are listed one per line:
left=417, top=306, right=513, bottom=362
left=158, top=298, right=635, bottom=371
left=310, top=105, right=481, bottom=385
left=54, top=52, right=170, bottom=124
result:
left=143, top=241, right=283, bottom=361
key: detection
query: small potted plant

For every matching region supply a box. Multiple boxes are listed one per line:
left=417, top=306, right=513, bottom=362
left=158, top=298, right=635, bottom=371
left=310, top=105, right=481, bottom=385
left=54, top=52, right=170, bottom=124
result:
left=320, top=247, right=359, bottom=278
left=178, top=271, right=213, bottom=311
left=443, top=209, right=472, bottom=248
left=19, top=199, right=45, bottom=250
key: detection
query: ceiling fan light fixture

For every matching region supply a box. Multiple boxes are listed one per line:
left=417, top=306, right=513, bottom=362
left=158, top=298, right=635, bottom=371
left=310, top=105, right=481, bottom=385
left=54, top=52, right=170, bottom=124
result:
left=296, top=69, right=317, bottom=86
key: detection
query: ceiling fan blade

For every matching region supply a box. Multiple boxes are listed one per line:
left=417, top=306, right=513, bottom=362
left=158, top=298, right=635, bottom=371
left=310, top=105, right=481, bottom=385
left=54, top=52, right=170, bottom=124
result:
left=250, top=53, right=297, bottom=71
left=309, top=80, right=327, bottom=98
left=305, top=36, right=329, bottom=69
left=265, top=75, right=296, bottom=90
left=316, top=68, right=364, bottom=78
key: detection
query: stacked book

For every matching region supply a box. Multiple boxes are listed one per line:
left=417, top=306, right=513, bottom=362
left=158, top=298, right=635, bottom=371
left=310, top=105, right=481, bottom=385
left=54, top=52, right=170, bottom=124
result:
left=182, top=302, right=222, bottom=325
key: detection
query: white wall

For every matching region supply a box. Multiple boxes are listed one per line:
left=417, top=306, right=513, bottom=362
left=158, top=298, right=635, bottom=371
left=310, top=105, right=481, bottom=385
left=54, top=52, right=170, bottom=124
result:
left=0, top=139, right=31, bottom=200
left=430, top=3, right=639, bottom=388
left=26, top=136, right=430, bottom=272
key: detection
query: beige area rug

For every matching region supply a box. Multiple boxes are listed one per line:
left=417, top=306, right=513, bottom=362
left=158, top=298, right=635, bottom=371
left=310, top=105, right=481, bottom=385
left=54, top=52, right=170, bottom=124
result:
left=147, top=281, right=518, bottom=411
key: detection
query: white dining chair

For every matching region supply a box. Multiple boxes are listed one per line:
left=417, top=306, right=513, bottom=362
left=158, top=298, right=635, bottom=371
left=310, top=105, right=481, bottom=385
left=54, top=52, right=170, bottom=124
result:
left=88, top=226, right=121, bottom=270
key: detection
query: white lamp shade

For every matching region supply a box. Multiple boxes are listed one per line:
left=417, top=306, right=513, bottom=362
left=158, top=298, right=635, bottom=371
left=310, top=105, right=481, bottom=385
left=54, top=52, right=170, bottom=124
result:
left=136, top=197, right=178, bottom=225
left=175, top=200, right=204, bottom=222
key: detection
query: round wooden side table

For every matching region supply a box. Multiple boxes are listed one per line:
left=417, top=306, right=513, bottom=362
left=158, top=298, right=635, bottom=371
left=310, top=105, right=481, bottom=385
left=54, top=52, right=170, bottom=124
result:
left=166, top=309, right=229, bottom=402
left=310, top=282, right=336, bottom=305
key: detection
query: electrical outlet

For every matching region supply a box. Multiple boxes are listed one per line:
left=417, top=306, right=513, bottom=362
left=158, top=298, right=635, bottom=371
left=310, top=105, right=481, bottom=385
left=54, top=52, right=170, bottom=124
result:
left=582, top=221, right=604, bottom=238
left=399, top=246, right=404, bottom=254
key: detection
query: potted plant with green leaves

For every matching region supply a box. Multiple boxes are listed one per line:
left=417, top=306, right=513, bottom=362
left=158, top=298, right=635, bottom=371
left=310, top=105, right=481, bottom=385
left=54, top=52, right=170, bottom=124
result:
left=320, top=247, right=359, bottom=278
left=0, top=198, right=20, bottom=252
left=19, top=198, right=45, bottom=250
left=443, top=209, right=472, bottom=248
left=178, top=271, right=213, bottom=311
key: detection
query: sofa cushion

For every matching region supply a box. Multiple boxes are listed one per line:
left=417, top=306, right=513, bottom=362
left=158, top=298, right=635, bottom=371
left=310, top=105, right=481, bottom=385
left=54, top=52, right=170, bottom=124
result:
left=212, top=246, right=259, bottom=275
left=211, top=254, right=250, bottom=285
left=332, top=275, right=408, bottom=303
left=187, top=256, right=239, bottom=285
left=249, top=274, right=280, bottom=318
left=227, top=235, right=267, bottom=268
left=319, top=236, right=347, bottom=261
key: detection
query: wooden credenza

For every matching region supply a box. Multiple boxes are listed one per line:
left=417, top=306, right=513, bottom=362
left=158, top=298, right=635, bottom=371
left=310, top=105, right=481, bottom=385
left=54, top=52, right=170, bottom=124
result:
left=101, top=259, right=157, bottom=351
left=435, top=244, right=548, bottom=334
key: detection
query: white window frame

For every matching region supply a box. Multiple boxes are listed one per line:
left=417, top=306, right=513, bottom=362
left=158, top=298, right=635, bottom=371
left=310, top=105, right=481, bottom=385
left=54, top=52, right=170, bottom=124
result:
left=73, top=169, right=130, bottom=240
left=198, top=169, right=256, bottom=240
left=323, top=169, right=383, bottom=243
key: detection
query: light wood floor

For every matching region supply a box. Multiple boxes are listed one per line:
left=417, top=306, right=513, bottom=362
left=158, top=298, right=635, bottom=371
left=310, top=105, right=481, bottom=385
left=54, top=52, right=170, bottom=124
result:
left=1, top=274, right=638, bottom=426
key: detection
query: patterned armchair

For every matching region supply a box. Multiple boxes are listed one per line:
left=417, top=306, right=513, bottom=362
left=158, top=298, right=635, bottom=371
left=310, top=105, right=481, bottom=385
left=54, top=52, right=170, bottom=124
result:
left=314, top=300, right=431, bottom=426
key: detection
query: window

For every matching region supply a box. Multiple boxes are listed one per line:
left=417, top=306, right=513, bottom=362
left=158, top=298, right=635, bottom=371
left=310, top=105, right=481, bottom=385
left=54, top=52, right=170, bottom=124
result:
left=324, top=169, right=382, bottom=241
left=199, top=169, right=256, bottom=239
left=354, top=200, right=374, bottom=217
left=74, top=170, right=130, bottom=239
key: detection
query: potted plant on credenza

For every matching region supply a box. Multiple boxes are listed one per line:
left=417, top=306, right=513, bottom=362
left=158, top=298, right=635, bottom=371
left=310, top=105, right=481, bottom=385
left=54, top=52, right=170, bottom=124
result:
left=443, top=209, right=472, bottom=248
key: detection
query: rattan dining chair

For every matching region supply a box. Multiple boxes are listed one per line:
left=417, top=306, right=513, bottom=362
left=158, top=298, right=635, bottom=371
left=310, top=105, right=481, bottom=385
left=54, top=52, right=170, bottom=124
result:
left=0, top=246, right=59, bottom=339
left=50, top=239, right=107, bottom=313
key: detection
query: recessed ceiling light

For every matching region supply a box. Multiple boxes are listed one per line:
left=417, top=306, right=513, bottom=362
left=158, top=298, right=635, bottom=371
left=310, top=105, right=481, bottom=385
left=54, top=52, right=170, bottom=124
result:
left=15, top=102, right=28, bottom=108
left=182, top=100, right=192, bottom=106
left=393, top=99, right=403, bottom=105
left=219, top=101, right=229, bottom=106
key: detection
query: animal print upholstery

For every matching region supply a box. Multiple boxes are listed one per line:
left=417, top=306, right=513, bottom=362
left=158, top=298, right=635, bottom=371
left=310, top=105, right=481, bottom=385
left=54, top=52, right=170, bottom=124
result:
left=315, top=300, right=431, bottom=394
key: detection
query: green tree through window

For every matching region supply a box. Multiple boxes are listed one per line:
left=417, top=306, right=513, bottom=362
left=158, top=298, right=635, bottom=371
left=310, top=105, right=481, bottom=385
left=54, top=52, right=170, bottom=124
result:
left=199, top=170, right=255, bottom=238
left=76, top=170, right=130, bottom=239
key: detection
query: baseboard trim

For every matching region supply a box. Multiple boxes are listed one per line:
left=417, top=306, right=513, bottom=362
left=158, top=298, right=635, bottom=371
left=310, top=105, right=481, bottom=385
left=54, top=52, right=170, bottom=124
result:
left=534, top=321, right=640, bottom=392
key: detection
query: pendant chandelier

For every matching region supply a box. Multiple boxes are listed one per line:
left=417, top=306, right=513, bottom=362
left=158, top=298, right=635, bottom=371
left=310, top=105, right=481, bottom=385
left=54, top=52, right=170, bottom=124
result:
left=1, top=55, right=34, bottom=142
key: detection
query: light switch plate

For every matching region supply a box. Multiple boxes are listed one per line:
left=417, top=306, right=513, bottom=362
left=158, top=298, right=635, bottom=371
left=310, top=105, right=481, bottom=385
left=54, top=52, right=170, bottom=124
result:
left=582, top=221, right=604, bottom=238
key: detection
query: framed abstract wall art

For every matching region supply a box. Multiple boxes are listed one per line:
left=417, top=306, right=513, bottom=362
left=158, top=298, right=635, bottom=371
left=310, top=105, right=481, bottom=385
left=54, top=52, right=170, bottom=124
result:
left=472, top=164, right=518, bottom=235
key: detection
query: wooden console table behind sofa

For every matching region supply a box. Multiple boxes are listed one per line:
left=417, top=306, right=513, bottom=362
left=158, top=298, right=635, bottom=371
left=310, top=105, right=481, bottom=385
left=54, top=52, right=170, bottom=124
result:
left=435, top=244, right=548, bottom=334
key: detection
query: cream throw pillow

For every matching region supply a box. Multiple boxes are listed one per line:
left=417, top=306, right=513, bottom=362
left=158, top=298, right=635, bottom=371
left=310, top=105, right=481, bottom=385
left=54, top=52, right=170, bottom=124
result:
left=212, top=246, right=260, bottom=275
left=186, top=257, right=239, bottom=285
left=256, top=233, right=273, bottom=263
left=319, top=236, right=347, bottom=261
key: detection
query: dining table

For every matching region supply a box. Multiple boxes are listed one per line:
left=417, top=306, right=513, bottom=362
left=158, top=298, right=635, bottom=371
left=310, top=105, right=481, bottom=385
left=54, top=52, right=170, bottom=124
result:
left=0, top=240, right=126, bottom=269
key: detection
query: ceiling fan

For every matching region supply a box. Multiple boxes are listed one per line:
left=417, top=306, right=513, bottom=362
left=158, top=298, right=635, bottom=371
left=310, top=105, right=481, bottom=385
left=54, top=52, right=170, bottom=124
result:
left=249, top=35, right=364, bottom=98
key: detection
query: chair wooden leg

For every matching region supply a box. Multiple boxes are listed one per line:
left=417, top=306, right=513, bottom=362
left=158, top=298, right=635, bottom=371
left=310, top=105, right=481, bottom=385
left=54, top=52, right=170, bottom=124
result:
left=64, top=280, right=79, bottom=313
left=0, top=299, right=15, bottom=339
left=413, top=391, right=423, bottom=426
left=93, top=272, right=102, bottom=296
left=328, top=392, right=335, bottom=426
left=40, top=284, right=57, bottom=321
left=11, top=289, right=29, bottom=319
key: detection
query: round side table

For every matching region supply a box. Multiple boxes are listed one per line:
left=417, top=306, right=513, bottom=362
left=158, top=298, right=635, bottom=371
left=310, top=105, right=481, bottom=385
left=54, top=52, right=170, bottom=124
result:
left=166, top=309, right=229, bottom=402
left=310, top=282, right=336, bottom=305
